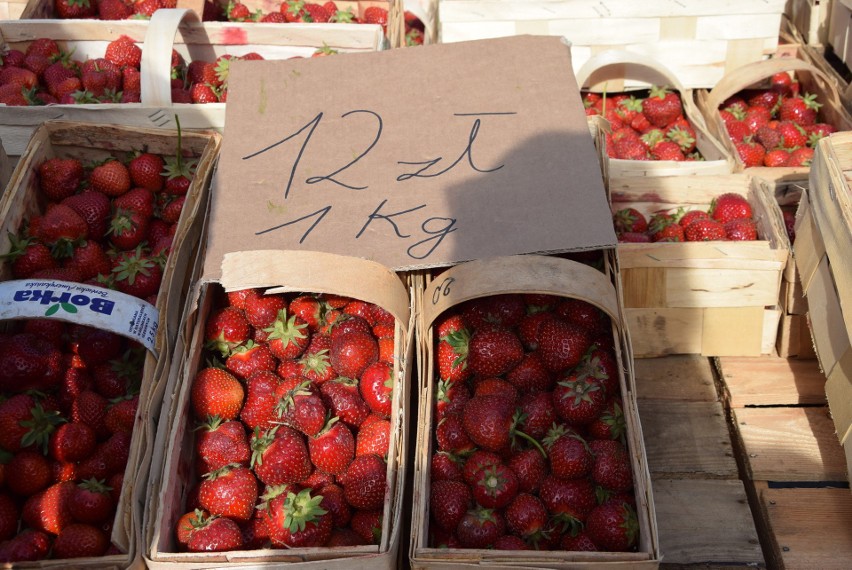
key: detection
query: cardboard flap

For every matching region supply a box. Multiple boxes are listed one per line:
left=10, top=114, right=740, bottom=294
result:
left=207, top=35, right=614, bottom=273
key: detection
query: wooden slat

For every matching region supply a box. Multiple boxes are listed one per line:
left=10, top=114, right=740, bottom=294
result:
left=735, top=406, right=848, bottom=482
left=759, top=486, right=852, bottom=570
left=634, top=355, right=718, bottom=402
left=638, top=400, right=739, bottom=478
left=652, top=478, right=763, bottom=567
left=717, top=355, right=827, bottom=407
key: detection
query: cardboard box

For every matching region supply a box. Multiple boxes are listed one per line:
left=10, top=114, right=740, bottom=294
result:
left=0, top=8, right=385, bottom=159
left=610, top=174, right=789, bottom=357
left=795, top=131, right=852, bottom=484
left=437, top=0, right=786, bottom=89
left=0, top=120, right=221, bottom=567
left=579, top=50, right=734, bottom=178
left=694, top=54, right=852, bottom=176
left=409, top=254, right=660, bottom=568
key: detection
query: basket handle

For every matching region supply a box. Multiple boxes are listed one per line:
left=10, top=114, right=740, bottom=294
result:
left=140, top=8, right=199, bottom=107
left=705, top=57, right=842, bottom=113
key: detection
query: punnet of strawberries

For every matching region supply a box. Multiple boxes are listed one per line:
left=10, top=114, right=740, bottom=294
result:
left=427, top=292, right=639, bottom=552
left=174, top=287, right=396, bottom=551
left=584, top=85, right=705, bottom=162
left=613, top=192, right=759, bottom=243
left=719, top=72, right=836, bottom=168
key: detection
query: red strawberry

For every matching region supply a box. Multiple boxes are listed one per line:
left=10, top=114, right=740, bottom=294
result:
left=456, top=507, right=505, bottom=549
left=22, top=480, right=76, bottom=535
left=35, top=204, right=88, bottom=257
left=289, top=294, right=324, bottom=331
left=537, top=319, right=591, bottom=372
left=586, top=501, right=639, bottom=552
left=38, top=157, right=83, bottom=201
left=190, top=367, right=245, bottom=421
left=650, top=140, right=685, bottom=161
left=612, top=207, right=647, bottom=233
left=195, top=417, right=250, bottom=473
left=104, top=35, right=141, bottom=69
left=0, top=493, right=18, bottom=542
left=319, top=376, right=371, bottom=429
left=724, top=218, right=758, bottom=241
left=338, top=453, right=386, bottom=510
left=355, top=415, right=390, bottom=458
left=186, top=514, right=243, bottom=552
left=684, top=218, right=727, bottom=241
left=98, top=0, right=133, bottom=19
left=190, top=83, right=219, bottom=104
left=590, top=439, right=634, bottom=492
left=331, top=330, right=378, bottom=379
left=71, top=478, right=115, bottom=524
left=359, top=361, right=393, bottom=418
left=430, top=479, right=470, bottom=532
left=0, top=529, right=50, bottom=562
left=642, top=86, right=681, bottom=127
left=436, top=413, right=475, bottom=454
left=62, top=190, right=111, bottom=241
left=539, top=475, right=597, bottom=532
left=472, top=463, right=518, bottom=509
left=109, top=187, right=154, bottom=250
left=63, top=239, right=112, bottom=282
left=779, top=92, right=821, bottom=126
left=274, top=377, right=326, bottom=436
left=505, top=352, right=553, bottom=392
left=243, top=290, right=287, bottom=329
left=543, top=425, right=594, bottom=480
left=198, top=464, right=258, bottom=522
left=90, top=160, right=130, bottom=197
left=466, top=326, right=523, bottom=377
left=734, top=139, right=766, bottom=167
left=435, top=378, right=470, bottom=422
left=461, top=295, right=526, bottom=329
left=238, top=370, right=281, bottom=432
left=710, top=193, right=752, bottom=223
left=648, top=212, right=685, bottom=242
left=267, top=487, right=332, bottom=547
left=764, top=148, right=791, bottom=167
left=435, top=316, right=471, bottom=383
left=205, top=306, right=251, bottom=357
left=588, top=398, right=627, bottom=441
left=0, top=394, right=63, bottom=454
left=299, top=334, right=335, bottom=385
left=250, top=425, right=312, bottom=485
left=49, top=422, right=96, bottom=463
left=461, top=395, right=514, bottom=452
left=6, top=450, right=51, bottom=497
left=504, top=492, right=548, bottom=538
left=778, top=120, right=808, bottom=148
left=264, top=310, right=310, bottom=360
left=507, top=448, right=547, bottom=493
left=55, top=0, right=97, bottom=17
left=431, top=451, right=463, bottom=482
left=788, top=146, right=815, bottom=167
left=515, top=391, right=555, bottom=440
left=128, top=152, right=164, bottom=191
left=225, top=340, right=276, bottom=380
left=309, top=417, right=355, bottom=475
left=111, top=247, right=162, bottom=299
left=5, top=236, right=56, bottom=279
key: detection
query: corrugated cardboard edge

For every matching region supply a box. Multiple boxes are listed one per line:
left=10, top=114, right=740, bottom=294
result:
left=145, top=250, right=414, bottom=569
left=409, top=253, right=660, bottom=569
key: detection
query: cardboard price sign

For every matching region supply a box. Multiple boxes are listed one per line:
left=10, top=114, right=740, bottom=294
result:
left=208, top=35, right=614, bottom=273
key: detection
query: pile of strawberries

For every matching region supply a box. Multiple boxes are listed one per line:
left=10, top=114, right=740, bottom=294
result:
left=0, top=322, right=143, bottom=561
left=175, top=288, right=396, bottom=551
left=584, top=86, right=704, bottom=162
left=719, top=72, right=837, bottom=168
left=6, top=143, right=196, bottom=297
left=427, top=293, right=638, bottom=552
left=614, top=192, right=759, bottom=243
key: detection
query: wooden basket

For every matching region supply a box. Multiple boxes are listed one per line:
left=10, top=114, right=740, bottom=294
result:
left=576, top=50, right=735, bottom=178
left=0, top=120, right=221, bottom=568
left=409, top=254, right=660, bottom=569
left=437, top=0, right=787, bottom=89
left=144, top=250, right=414, bottom=569
left=0, top=8, right=386, bottom=160
left=795, top=132, right=852, bottom=476
left=695, top=55, right=852, bottom=177
left=610, top=173, right=789, bottom=357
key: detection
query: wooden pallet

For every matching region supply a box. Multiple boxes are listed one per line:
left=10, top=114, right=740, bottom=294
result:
left=635, top=356, right=765, bottom=568
left=717, top=355, right=852, bottom=570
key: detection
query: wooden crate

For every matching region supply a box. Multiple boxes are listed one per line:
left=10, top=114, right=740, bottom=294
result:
left=610, top=174, right=789, bottom=357
left=0, top=120, right=221, bottom=568
left=409, top=254, right=660, bottom=568
left=437, top=0, right=786, bottom=89
left=787, top=0, right=832, bottom=46
left=829, top=0, right=852, bottom=73
left=144, top=251, right=414, bottom=569
left=580, top=51, right=735, bottom=178
left=695, top=54, right=852, bottom=176
left=0, top=8, right=386, bottom=159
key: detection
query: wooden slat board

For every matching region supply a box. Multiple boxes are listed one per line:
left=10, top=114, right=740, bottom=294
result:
left=716, top=355, right=827, bottom=407
left=735, top=406, right=849, bottom=482
left=634, top=355, right=718, bottom=402
left=652, top=478, right=764, bottom=567
left=759, top=486, right=852, bottom=570
left=638, top=400, right=739, bottom=478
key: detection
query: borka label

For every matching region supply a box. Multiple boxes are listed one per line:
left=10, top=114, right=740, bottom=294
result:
left=0, top=279, right=159, bottom=356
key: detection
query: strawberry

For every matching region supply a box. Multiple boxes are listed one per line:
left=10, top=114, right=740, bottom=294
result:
left=709, top=193, right=752, bottom=223
left=90, top=160, right=130, bottom=197
left=264, top=310, right=310, bottom=360
left=111, top=247, right=162, bottom=299
left=299, top=334, right=335, bottom=385
left=104, top=35, right=141, bottom=69
left=359, top=361, right=393, bottom=418
left=35, top=203, right=88, bottom=257
left=436, top=413, right=474, bottom=454
left=6, top=450, right=52, bottom=497
left=64, top=239, right=112, bottom=282
left=744, top=105, right=771, bottom=134
left=49, top=422, right=96, bottom=463
left=128, top=152, right=164, bottom=191
left=346, top=507, right=380, bottom=544
left=98, top=0, right=133, bottom=19
left=724, top=218, right=758, bottom=241
left=456, top=507, right=505, bottom=549
left=186, top=514, right=243, bottom=552
left=38, top=157, right=83, bottom=201
left=764, top=148, right=791, bottom=167
left=198, top=464, right=258, bottom=522
left=288, top=294, right=324, bottom=331
left=190, top=83, right=219, bottom=104
left=778, top=120, right=808, bottom=148
left=62, top=190, right=111, bottom=241
left=338, top=453, right=386, bottom=510
left=435, top=316, right=471, bottom=383
left=190, top=367, right=245, bottom=421
left=22, top=480, right=76, bottom=535
left=507, top=448, right=547, bottom=493
left=734, top=138, right=766, bottom=168
left=355, top=415, right=390, bottom=458
left=471, top=463, right=518, bottom=509
left=195, top=417, right=250, bottom=473
left=0, top=493, right=18, bottom=541
left=71, top=478, right=115, bottom=524
left=612, top=207, right=647, bottom=233
left=175, top=508, right=206, bottom=549
left=783, top=209, right=796, bottom=243
left=642, top=86, right=681, bottom=127
left=515, top=391, right=555, bottom=440
left=684, top=218, right=727, bottom=241
left=537, top=319, right=591, bottom=372
left=205, top=306, right=251, bottom=357
left=236, top=370, right=280, bottom=431
left=543, top=425, right=593, bottom=479
left=71, top=389, right=109, bottom=435
left=0, top=394, right=63, bottom=454
left=431, top=451, right=463, bottom=482
left=55, top=0, right=97, bottom=17
left=788, top=146, right=815, bottom=167
left=466, top=326, right=523, bottom=376
left=267, top=487, right=332, bottom=547
left=650, top=140, right=685, bottom=161
left=462, top=295, right=526, bottom=329
left=460, top=395, right=513, bottom=452
left=779, top=92, right=821, bottom=126
left=590, top=439, right=634, bottom=492
left=274, top=377, right=326, bottom=436
left=308, top=417, right=355, bottom=475
left=109, top=187, right=154, bottom=250
left=585, top=501, right=639, bottom=552
left=588, top=398, right=627, bottom=441
left=504, top=492, right=547, bottom=538
left=330, top=330, right=378, bottom=379
left=250, top=426, right=312, bottom=485
left=319, top=376, right=371, bottom=428
left=494, top=534, right=529, bottom=550
left=505, top=352, right=553, bottom=392
left=0, top=528, right=51, bottom=562
left=755, top=124, right=781, bottom=150
left=539, top=475, right=596, bottom=532
left=429, top=479, right=470, bottom=532
left=4, top=235, right=56, bottom=278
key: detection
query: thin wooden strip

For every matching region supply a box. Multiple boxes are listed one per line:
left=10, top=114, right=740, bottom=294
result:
left=717, top=355, right=826, bottom=407
left=634, top=355, right=718, bottom=402
left=622, top=267, right=667, bottom=308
